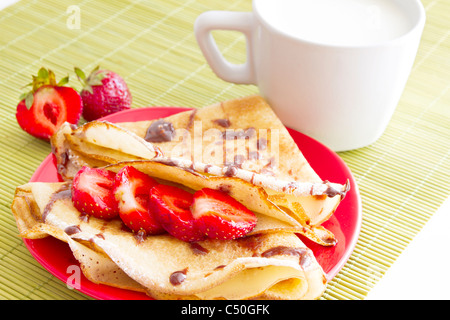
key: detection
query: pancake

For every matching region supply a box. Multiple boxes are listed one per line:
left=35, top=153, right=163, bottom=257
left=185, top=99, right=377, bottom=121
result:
left=51, top=95, right=349, bottom=245
left=10, top=95, right=350, bottom=299
left=11, top=182, right=327, bottom=300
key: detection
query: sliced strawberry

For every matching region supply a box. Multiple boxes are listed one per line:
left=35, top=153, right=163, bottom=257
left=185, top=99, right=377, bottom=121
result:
left=113, top=166, right=164, bottom=235
left=149, top=184, right=205, bottom=242
left=16, top=68, right=82, bottom=140
left=191, top=188, right=257, bottom=240
left=71, top=166, right=118, bottom=219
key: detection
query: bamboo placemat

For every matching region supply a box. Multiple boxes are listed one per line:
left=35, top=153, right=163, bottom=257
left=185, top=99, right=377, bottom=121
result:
left=0, top=0, right=449, bottom=300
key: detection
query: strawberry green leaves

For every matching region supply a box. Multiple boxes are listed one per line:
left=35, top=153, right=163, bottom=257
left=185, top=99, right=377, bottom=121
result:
left=74, top=66, right=107, bottom=94
left=19, top=67, right=70, bottom=109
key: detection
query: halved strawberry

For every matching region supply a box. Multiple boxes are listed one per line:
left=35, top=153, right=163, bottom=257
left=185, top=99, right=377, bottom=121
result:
left=113, top=166, right=164, bottom=235
left=191, top=188, right=257, bottom=240
left=71, top=166, right=118, bottom=219
left=16, top=68, right=82, bottom=140
left=149, top=184, right=205, bottom=242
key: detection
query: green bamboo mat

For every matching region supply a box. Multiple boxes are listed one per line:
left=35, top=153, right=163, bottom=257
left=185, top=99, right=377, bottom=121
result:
left=0, top=0, right=449, bottom=300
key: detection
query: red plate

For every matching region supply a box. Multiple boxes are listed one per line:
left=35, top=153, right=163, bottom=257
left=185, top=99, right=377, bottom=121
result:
left=26, top=106, right=362, bottom=300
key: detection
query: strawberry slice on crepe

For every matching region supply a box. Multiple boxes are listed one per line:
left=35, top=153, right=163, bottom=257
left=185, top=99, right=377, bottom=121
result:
left=113, top=165, right=164, bottom=235
left=191, top=188, right=257, bottom=240
left=149, top=184, right=205, bottom=242
left=71, top=166, right=118, bottom=220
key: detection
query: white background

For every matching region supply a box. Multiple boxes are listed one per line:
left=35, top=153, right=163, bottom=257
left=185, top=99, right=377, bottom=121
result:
left=2, top=0, right=449, bottom=300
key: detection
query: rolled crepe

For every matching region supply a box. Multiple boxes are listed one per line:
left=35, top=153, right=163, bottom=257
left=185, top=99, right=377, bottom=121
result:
left=51, top=95, right=349, bottom=246
left=11, top=182, right=327, bottom=300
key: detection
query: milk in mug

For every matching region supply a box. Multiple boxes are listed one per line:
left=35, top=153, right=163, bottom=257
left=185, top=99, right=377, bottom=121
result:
left=255, top=0, right=414, bottom=46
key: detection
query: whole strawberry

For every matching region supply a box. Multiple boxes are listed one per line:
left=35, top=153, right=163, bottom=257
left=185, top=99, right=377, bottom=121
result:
left=16, top=67, right=82, bottom=140
left=75, top=66, right=132, bottom=121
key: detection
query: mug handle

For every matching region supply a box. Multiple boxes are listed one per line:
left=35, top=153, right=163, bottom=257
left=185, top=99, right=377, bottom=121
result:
left=194, top=11, right=256, bottom=85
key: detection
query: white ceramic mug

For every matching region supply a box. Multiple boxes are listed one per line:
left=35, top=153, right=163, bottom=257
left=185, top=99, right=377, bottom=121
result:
left=194, top=0, right=426, bottom=151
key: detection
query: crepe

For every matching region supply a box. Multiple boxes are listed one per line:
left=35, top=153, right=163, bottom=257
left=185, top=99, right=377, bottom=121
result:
left=12, top=182, right=327, bottom=300
left=10, top=95, right=349, bottom=299
left=51, top=95, right=349, bottom=246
